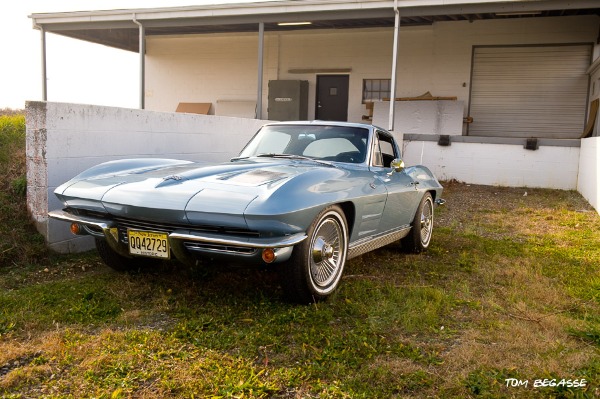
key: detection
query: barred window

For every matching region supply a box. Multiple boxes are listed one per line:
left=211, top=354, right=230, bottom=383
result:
left=362, top=79, right=391, bottom=103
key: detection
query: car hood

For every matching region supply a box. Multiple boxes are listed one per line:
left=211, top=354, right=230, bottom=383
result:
left=56, top=158, right=332, bottom=226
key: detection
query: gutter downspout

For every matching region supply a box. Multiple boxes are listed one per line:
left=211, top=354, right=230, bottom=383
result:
left=133, top=14, right=145, bottom=109
left=256, top=22, right=265, bottom=119
left=389, top=0, right=400, bottom=132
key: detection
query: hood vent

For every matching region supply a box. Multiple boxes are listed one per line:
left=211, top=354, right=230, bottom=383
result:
left=221, top=169, right=289, bottom=185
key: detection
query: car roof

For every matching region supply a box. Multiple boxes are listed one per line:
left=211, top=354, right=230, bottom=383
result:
left=263, top=120, right=385, bottom=131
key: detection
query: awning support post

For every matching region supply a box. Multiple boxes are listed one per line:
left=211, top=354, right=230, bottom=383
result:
left=389, top=0, right=400, bottom=132
left=256, top=22, right=265, bottom=119
left=133, top=15, right=145, bottom=109
left=41, top=26, right=47, bottom=101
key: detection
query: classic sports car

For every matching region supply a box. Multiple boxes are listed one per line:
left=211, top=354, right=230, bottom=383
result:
left=49, top=121, right=444, bottom=303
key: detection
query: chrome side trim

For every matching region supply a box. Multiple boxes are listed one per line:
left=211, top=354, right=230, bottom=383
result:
left=347, top=225, right=411, bottom=259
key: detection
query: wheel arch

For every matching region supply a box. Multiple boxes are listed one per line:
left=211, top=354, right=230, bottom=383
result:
left=336, top=201, right=356, bottom=238
left=427, top=189, right=437, bottom=201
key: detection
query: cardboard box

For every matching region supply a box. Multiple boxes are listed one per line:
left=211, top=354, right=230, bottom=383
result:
left=176, top=102, right=211, bottom=115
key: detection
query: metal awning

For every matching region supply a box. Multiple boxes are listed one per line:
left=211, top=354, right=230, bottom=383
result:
left=30, top=0, right=600, bottom=52
left=29, top=0, right=600, bottom=125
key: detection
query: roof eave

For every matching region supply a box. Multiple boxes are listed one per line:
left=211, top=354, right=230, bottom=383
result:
left=29, top=0, right=600, bottom=52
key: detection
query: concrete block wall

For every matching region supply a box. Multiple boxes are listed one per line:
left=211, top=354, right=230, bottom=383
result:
left=26, top=101, right=268, bottom=253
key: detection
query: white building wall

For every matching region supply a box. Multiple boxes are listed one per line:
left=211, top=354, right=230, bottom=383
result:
left=145, top=33, right=263, bottom=115
left=577, top=137, right=599, bottom=214
left=401, top=140, right=581, bottom=190
left=145, top=15, right=599, bottom=126
left=26, top=101, right=268, bottom=253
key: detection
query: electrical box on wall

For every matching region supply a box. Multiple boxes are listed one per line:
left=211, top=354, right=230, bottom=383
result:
left=268, top=80, right=309, bottom=121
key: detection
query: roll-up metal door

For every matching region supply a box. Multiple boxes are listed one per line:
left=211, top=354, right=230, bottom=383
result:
left=468, top=44, right=591, bottom=138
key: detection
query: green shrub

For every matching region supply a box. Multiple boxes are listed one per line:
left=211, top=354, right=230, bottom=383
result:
left=0, top=113, right=48, bottom=267
left=11, top=175, right=27, bottom=197
left=0, top=114, right=26, bottom=183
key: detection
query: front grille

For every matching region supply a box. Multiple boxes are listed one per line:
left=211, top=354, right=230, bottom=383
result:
left=112, top=217, right=260, bottom=251
left=113, top=216, right=259, bottom=237
left=72, top=209, right=261, bottom=255
left=183, top=242, right=257, bottom=255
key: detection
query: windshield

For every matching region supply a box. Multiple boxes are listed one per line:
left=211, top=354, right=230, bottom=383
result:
left=238, top=125, right=369, bottom=164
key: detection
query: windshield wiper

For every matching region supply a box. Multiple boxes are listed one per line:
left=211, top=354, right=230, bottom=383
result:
left=256, top=153, right=335, bottom=167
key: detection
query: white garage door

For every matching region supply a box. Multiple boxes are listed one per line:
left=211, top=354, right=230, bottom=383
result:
left=468, top=44, right=592, bottom=139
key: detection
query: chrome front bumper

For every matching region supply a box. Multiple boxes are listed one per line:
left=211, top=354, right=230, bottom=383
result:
left=48, top=209, right=306, bottom=264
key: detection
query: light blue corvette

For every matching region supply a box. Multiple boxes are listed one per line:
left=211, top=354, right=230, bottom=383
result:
left=49, top=121, right=444, bottom=303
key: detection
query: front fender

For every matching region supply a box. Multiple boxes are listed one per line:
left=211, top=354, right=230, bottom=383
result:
left=405, top=165, right=444, bottom=198
left=243, top=166, right=376, bottom=235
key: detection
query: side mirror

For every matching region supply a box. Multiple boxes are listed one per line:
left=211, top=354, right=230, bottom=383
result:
left=387, top=158, right=405, bottom=176
left=391, top=158, right=405, bottom=172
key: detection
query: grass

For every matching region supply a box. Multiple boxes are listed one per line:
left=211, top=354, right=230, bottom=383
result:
left=1, top=114, right=599, bottom=397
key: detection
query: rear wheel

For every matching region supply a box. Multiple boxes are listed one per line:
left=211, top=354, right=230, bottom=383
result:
left=95, top=238, right=146, bottom=272
left=282, top=205, right=348, bottom=304
left=401, top=192, right=434, bottom=253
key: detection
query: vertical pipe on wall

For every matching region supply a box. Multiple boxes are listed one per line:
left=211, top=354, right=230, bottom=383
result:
left=40, top=26, right=47, bottom=101
left=389, top=0, right=400, bottom=132
left=133, top=15, right=145, bottom=109
left=256, top=22, right=265, bottom=119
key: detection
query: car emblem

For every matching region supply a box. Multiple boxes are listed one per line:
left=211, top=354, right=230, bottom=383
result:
left=163, top=175, right=183, bottom=181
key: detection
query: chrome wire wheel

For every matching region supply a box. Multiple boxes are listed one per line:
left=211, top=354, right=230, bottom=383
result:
left=310, top=215, right=345, bottom=289
left=401, top=192, right=434, bottom=254
left=283, top=205, right=348, bottom=303
left=420, top=196, right=434, bottom=247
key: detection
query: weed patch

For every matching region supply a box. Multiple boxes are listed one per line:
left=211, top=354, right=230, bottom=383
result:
left=0, top=114, right=48, bottom=269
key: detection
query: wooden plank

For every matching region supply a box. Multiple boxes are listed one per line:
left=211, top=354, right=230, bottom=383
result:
left=582, top=98, right=599, bottom=138
left=382, top=92, right=457, bottom=101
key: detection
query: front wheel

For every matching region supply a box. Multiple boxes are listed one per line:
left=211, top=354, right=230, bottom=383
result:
left=401, top=192, right=434, bottom=253
left=282, top=205, right=348, bottom=304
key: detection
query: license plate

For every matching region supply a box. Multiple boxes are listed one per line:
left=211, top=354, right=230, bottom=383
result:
left=128, top=230, right=170, bottom=259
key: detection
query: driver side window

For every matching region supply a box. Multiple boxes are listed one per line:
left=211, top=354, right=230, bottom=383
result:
left=371, top=132, right=397, bottom=168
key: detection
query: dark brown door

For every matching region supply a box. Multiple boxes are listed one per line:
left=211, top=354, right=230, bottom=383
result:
left=316, top=75, right=349, bottom=121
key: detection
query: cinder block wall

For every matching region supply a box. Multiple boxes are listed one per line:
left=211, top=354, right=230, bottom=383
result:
left=26, top=101, right=268, bottom=253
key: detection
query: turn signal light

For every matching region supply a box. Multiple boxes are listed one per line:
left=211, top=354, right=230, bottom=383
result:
left=262, top=248, right=276, bottom=263
left=70, top=223, right=82, bottom=235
